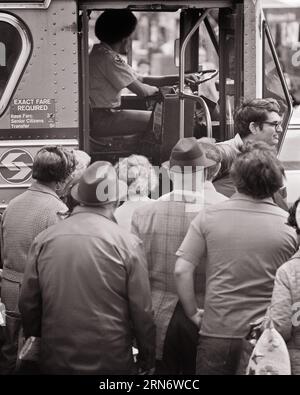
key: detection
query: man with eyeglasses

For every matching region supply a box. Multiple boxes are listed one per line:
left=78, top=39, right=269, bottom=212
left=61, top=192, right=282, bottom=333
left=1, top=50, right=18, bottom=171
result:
left=227, top=98, right=283, bottom=149
left=213, top=98, right=288, bottom=210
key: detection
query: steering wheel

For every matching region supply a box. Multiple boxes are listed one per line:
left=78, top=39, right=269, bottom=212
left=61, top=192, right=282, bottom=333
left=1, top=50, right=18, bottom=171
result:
left=185, top=69, right=219, bottom=88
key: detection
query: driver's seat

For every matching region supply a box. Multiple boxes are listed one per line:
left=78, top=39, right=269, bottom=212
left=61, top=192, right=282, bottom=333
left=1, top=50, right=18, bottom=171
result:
left=90, top=133, right=141, bottom=164
left=89, top=105, right=142, bottom=164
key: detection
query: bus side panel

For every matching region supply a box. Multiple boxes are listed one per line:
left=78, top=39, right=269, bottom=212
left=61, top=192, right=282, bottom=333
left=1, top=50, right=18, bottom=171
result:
left=0, top=0, right=79, bottom=138
left=0, top=139, right=77, bottom=209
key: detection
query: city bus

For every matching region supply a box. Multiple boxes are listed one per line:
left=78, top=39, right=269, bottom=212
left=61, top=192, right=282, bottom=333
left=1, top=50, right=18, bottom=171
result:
left=0, top=0, right=295, bottom=208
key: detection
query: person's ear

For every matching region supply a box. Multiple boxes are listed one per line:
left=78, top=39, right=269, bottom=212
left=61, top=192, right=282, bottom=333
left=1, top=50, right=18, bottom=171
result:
left=55, top=181, right=65, bottom=197
left=249, top=121, right=260, bottom=135
left=121, top=37, right=130, bottom=53
left=212, top=163, right=221, bottom=181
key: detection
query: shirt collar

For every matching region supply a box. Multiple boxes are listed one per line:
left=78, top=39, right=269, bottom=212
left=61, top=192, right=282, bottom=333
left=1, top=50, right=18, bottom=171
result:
left=71, top=205, right=118, bottom=223
left=204, top=181, right=217, bottom=192
left=234, top=133, right=244, bottom=149
left=159, top=189, right=204, bottom=203
left=98, top=42, right=116, bottom=54
left=29, top=181, right=61, bottom=200
left=231, top=191, right=275, bottom=205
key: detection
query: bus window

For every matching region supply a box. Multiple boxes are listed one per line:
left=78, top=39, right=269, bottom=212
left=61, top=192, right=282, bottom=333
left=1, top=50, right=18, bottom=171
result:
left=88, top=10, right=181, bottom=75
left=0, top=42, right=5, bottom=66
left=86, top=7, right=243, bottom=147
left=264, top=7, right=300, bottom=106
left=263, top=20, right=292, bottom=146
left=0, top=13, right=32, bottom=117
left=194, top=11, right=220, bottom=140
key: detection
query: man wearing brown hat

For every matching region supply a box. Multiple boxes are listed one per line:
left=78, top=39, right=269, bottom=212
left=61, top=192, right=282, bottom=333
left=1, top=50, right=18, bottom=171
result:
left=19, top=161, right=155, bottom=375
left=131, top=137, right=227, bottom=374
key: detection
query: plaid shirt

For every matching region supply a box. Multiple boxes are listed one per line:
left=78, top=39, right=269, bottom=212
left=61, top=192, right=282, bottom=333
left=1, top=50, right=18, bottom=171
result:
left=132, top=183, right=227, bottom=359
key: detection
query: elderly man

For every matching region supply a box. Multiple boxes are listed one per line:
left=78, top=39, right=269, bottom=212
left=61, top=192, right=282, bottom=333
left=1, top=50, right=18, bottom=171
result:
left=213, top=98, right=287, bottom=210
left=132, top=137, right=227, bottom=374
left=19, top=161, right=155, bottom=375
left=175, top=141, right=298, bottom=375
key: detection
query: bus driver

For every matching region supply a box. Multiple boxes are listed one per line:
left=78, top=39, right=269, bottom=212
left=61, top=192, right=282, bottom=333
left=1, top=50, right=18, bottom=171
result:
left=89, top=10, right=200, bottom=140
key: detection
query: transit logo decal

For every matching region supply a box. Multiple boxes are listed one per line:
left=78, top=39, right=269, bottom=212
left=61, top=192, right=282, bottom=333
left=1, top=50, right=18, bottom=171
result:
left=0, top=149, right=33, bottom=184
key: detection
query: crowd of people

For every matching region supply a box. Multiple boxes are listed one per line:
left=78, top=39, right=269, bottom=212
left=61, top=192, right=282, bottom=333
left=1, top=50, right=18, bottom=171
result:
left=0, top=95, right=300, bottom=374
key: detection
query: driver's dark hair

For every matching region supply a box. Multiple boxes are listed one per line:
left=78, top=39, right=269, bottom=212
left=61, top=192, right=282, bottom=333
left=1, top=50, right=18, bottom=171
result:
left=95, top=10, right=137, bottom=44
left=234, top=98, right=281, bottom=139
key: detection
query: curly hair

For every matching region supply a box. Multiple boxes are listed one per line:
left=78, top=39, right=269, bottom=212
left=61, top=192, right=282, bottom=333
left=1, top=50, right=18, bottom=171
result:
left=115, top=155, right=158, bottom=198
left=230, top=141, right=284, bottom=199
left=95, top=10, right=137, bottom=44
left=287, top=198, right=300, bottom=234
left=197, top=140, right=222, bottom=181
left=32, top=146, right=76, bottom=184
left=235, top=98, right=281, bottom=139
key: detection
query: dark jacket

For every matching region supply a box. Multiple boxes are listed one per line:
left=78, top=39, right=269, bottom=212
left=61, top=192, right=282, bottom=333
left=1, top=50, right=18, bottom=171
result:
left=19, top=206, right=155, bottom=374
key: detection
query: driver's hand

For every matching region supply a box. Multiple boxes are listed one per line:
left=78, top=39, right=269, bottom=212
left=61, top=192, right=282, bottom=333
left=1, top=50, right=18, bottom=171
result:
left=184, top=73, right=201, bottom=84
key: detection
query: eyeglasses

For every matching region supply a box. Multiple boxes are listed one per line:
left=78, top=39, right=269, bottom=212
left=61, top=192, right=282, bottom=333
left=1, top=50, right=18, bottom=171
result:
left=262, top=121, right=282, bottom=131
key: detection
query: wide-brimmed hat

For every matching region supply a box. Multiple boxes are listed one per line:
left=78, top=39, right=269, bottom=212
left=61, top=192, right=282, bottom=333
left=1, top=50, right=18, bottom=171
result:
left=163, top=137, right=216, bottom=172
left=71, top=161, right=128, bottom=206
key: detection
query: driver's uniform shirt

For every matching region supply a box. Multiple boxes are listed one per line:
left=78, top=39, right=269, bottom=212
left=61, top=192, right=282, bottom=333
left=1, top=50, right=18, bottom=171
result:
left=89, top=43, right=138, bottom=109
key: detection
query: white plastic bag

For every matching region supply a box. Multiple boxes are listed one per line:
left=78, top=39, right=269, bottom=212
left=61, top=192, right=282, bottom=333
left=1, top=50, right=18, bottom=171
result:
left=18, top=336, right=40, bottom=362
left=246, top=317, right=291, bottom=375
left=0, top=298, right=5, bottom=326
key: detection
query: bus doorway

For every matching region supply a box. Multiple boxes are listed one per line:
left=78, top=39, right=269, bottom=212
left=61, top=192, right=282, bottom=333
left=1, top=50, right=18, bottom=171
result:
left=78, top=2, right=244, bottom=165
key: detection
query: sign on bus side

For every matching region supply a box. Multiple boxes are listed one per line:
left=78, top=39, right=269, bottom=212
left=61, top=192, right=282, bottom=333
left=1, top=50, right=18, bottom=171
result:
left=0, top=148, right=33, bottom=184
left=10, top=98, right=55, bottom=129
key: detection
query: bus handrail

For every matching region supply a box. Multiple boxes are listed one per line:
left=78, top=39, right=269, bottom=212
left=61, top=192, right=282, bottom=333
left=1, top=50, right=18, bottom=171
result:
left=179, top=91, right=212, bottom=138
left=179, top=9, right=209, bottom=138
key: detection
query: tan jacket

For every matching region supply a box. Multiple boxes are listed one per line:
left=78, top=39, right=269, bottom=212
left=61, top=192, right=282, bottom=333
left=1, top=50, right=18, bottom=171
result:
left=271, top=250, right=300, bottom=375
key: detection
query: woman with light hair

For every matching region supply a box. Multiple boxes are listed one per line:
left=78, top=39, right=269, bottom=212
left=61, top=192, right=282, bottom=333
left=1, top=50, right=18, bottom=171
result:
left=269, top=198, right=300, bottom=375
left=114, top=154, right=158, bottom=230
left=60, top=149, right=91, bottom=211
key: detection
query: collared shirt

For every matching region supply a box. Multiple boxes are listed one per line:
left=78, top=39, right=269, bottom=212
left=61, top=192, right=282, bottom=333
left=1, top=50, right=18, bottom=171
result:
left=131, top=186, right=227, bottom=359
left=89, top=43, right=137, bottom=108
left=218, top=133, right=243, bottom=152
left=19, top=205, right=155, bottom=374
left=1, top=181, right=67, bottom=277
left=176, top=192, right=298, bottom=339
